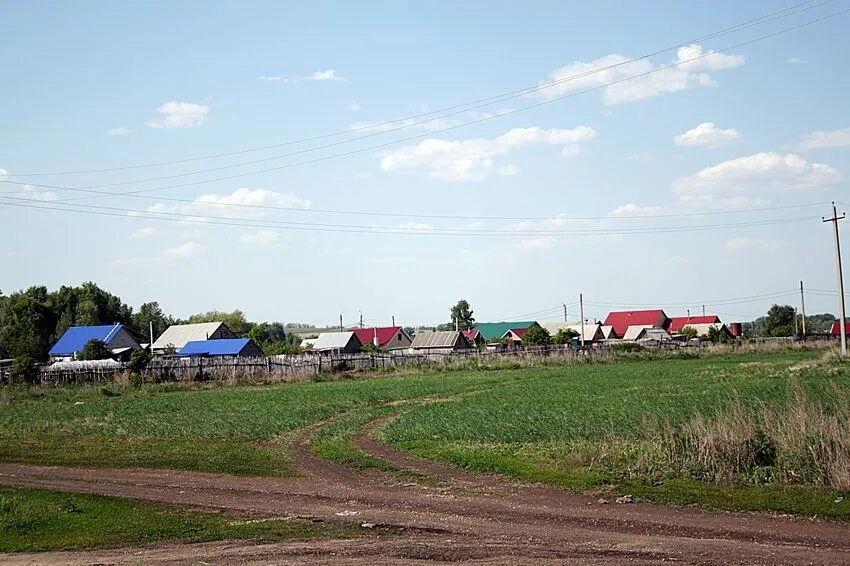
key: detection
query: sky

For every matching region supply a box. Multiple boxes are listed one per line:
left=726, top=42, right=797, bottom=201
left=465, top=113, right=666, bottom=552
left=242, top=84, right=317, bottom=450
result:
left=1, top=0, right=849, bottom=327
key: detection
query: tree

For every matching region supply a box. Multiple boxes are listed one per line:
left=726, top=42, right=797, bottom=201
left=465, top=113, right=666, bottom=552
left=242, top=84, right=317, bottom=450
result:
left=132, top=302, right=173, bottom=342
left=522, top=325, right=551, bottom=346
left=763, top=304, right=796, bottom=337
left=449, top=300, right=475, bottom=331
left=706, top=325, right=730, bottom=343
left=552, top=328, right=579, bottom=345
left=76, top=339, right=113, bottom=361
left=187, top=310, right=253, bottom=336
left=248, top=322, right=301, bottom=355
left=679, top=326, right=698, bottom=341
left=0, top=286, right=57, bottom=362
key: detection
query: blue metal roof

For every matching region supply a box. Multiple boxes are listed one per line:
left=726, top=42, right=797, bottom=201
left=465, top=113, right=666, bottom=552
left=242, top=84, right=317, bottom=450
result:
left=49, top=324, right=124, bottom=356
left=177, top=338, right=252, bottom=356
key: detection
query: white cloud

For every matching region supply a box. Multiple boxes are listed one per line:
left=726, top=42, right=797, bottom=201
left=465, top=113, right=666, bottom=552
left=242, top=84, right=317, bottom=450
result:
left=787, top=57, right=807, bottom=65
left=240, top=230, right=280, bottom=246
left=529, top=43, right=744, bottom=105
left=672, top=152, right=841, bottom=195
left=799, top=127, right=850, bottom=150
left=106, top=127, right=130, bottom=136
left=113, top=241, right=203, bottom=266
left=20, top=184, right=57, bottom=202
left=257, top=70, right=342, bottom=83
left=610, top=203, right=666, bottom=217
left=674, top=122, right=741, bottom=148
left=311, top=69, right=338, bottom=81
left=379, top=125, right=596, bottom=181
left=149, top=187, right=311, bottom=220
left=347, top=100, right=361, bottom=111
left=723, top=237, right=779, bottom=253
left=516, top=237, right=556, bottom=250
left=132, top=227, right=157, bottom=238
left=163, top=241, right=203, bottom=258
left=146, top=101, right=210, bottom=129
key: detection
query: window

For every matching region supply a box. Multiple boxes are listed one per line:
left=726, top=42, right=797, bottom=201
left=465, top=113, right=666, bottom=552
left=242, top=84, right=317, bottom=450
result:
left=398, top=333, right=402, bottom=341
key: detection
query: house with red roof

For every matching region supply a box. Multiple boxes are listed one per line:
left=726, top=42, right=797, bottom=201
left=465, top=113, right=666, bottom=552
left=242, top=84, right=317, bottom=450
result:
left=462, top=329, right=484, bottom=346
left=603, top=309, right=668, bottom=339
left=351, top=326, right=412, bottom=350
left=668, top=315, right=721, bottom=334
left=830, top=322, right=850, bottom=336
left=502, top=328, right=529, bottom=342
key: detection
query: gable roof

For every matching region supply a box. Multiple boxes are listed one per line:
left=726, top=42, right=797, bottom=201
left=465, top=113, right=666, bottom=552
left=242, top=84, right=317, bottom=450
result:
left=311, top=331, right=361, bottom=351
left=462, top=329, right=482, bottom=342
left=177, top=338, right=254, bottom=356
left=473, top=321, right=537, bottom=341
left=351, top=326, right=406, bottom=348
left=687, top=323, right=729, bottom=337
left=503, top=327, right=529, bottom=340
left=49, top=324, right=127, bottom=356
left=411, top=331, right=465, bottom=349
left=600, top=325, right=616, bottom=339
left=603, top=310, right=668, bottom=337
left=540, top=321, right=604, bottom=342
left=152, top=322, right=230, bottom=350
left=668, top=315, right=721, bottom=333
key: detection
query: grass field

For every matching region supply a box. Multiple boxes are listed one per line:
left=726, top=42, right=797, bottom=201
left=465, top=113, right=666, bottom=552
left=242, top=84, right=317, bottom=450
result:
left=0, top=486, right=372, bottom=552
left=1, top=347, right=849, bottom=519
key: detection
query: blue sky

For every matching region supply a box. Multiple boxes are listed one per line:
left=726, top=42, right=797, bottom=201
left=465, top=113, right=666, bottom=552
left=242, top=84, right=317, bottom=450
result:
left=1, top=1, right=849, bottom=326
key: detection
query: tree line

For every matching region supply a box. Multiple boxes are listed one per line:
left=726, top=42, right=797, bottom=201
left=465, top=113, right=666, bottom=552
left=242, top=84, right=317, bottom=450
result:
left=0, top=282, right=302, bottom=366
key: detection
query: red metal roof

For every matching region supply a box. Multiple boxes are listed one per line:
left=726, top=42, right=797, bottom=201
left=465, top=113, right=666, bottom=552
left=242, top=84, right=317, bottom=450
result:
left=351, top=326, right=403, bottom=348
left=503, top=328, right=529, bottom=341
left=462, top=330, right=481, bottom=341
left=668, top=315, right=721, bottom=333
left=830, top=322, right=850, bottom=335
left=603, top=310, right=668, bottom=337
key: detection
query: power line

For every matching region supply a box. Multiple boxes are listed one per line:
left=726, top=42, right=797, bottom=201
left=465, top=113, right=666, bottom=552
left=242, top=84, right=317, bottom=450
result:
left=0, top=195, right=824, bottom=236
left=7, top=0, right=832, bottom=179
left=4, top=5, right=849, bottom=202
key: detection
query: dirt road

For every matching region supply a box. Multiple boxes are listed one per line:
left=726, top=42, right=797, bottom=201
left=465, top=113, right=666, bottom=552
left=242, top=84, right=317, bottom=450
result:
left=2, top=415, right=849, bottom=564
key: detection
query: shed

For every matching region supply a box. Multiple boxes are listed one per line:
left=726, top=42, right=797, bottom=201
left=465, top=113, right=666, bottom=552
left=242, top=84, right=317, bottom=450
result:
left=473, top=321, right=538, bottom=342
left=49, top=324, right=141, bottom=359
left=623, top=325, right=671, bottom=342
left=410, top=331, right=468, bottom=352
left=177, top=338, right=263, bottom=357
left=151, top=322, right=236, bottom=352
left=311, top=331, right=362, bottom=354
left=352, top=326, right=412, bottom=350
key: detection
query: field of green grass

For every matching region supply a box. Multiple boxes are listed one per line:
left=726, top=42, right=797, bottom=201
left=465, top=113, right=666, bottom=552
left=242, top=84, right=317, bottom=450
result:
left=0, top=486, right=371, bottom=553
left=1, top=347, right=849, bottom=519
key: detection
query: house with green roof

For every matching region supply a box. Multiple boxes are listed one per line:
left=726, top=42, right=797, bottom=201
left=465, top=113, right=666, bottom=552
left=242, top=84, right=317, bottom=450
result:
left=473, top=321, right=539, bottom=342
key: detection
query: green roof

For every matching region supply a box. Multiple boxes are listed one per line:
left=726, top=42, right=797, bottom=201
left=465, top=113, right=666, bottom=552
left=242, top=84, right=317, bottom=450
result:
left=473, top=321, right=538, bottom=341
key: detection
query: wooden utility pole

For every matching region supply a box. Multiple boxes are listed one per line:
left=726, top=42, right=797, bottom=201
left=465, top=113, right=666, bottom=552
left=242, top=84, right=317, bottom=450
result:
left=563, top=303, right=567, bottom=323
left=149, top=321, right=154, bottom=349
left=579, top=293, right=585, bottom=349
left=794, top=307, right=799, bottom=336
left=800, top=281, right=807, bottom=338
left=823, top=202, right=847, bottom=356
left=339, top=314, right=343, bottom=332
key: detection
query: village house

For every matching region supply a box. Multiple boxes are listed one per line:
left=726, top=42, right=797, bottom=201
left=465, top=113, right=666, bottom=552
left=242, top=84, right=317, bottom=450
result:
left=352, top=326, right=412, bottom=350
left=48, top=323, right=141, bottom=361
left=310, top=331, right=363, bottom=354
left=410, top=331, right=469, bottom=353
left=540, top=321, right=604, bottom=344
left=151, top=322, right=236, bottom=352
left=473, top=321, right=538, bottom=342
left=176, top=338, right=263, bottom=357
left=462, top=329, right=484, bottom=346
left=603, top=310, right=669, bottom=339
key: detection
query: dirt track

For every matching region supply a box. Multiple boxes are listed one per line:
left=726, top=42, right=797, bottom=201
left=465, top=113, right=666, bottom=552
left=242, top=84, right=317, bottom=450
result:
left=2, top=414, right=850, bottom=565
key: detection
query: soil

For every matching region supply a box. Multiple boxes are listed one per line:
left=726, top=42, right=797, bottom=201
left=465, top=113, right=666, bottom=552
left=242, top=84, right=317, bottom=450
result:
left=2, top=412, right=850, bottom=564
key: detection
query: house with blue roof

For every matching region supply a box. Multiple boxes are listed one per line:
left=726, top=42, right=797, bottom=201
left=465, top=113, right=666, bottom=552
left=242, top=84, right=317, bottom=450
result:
left=176, top=338, right=263, bottom=358
left=49, top=324, right=141, bottom=360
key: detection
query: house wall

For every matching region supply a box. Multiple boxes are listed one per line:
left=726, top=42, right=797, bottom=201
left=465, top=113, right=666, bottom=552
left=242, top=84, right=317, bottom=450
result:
left=209, top=325, right=237, bottom=340
left=384, top=330, right=412, bottom=350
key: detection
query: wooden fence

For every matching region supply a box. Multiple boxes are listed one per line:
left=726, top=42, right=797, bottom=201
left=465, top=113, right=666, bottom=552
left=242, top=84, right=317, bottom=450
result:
left=3, top=335, right=835, bottom=386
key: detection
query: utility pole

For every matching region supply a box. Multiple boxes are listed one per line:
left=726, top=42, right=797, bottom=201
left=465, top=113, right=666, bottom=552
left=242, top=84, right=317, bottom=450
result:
left=800, top=281, right=807, bottom=338
left=392, top=315, right=395, bottom=327
left=339, top=314, right=343, bottom=332
left=149, top=321, right=154, bottom=349
left=359, top=311, right=364, bottom=329
left=563, top=303, right=567, bottom=323
left=579, top=293, right=586, bottom=349
left=823, top=202, right=847, bottom=356
left=794, top=307, right=798, bottom=336
left=702, top=304, right=706, bottom=317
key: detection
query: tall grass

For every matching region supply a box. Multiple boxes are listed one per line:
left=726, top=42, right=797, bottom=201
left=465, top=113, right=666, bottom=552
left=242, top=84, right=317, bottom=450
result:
left=605, top=380, right=850, bottom=490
